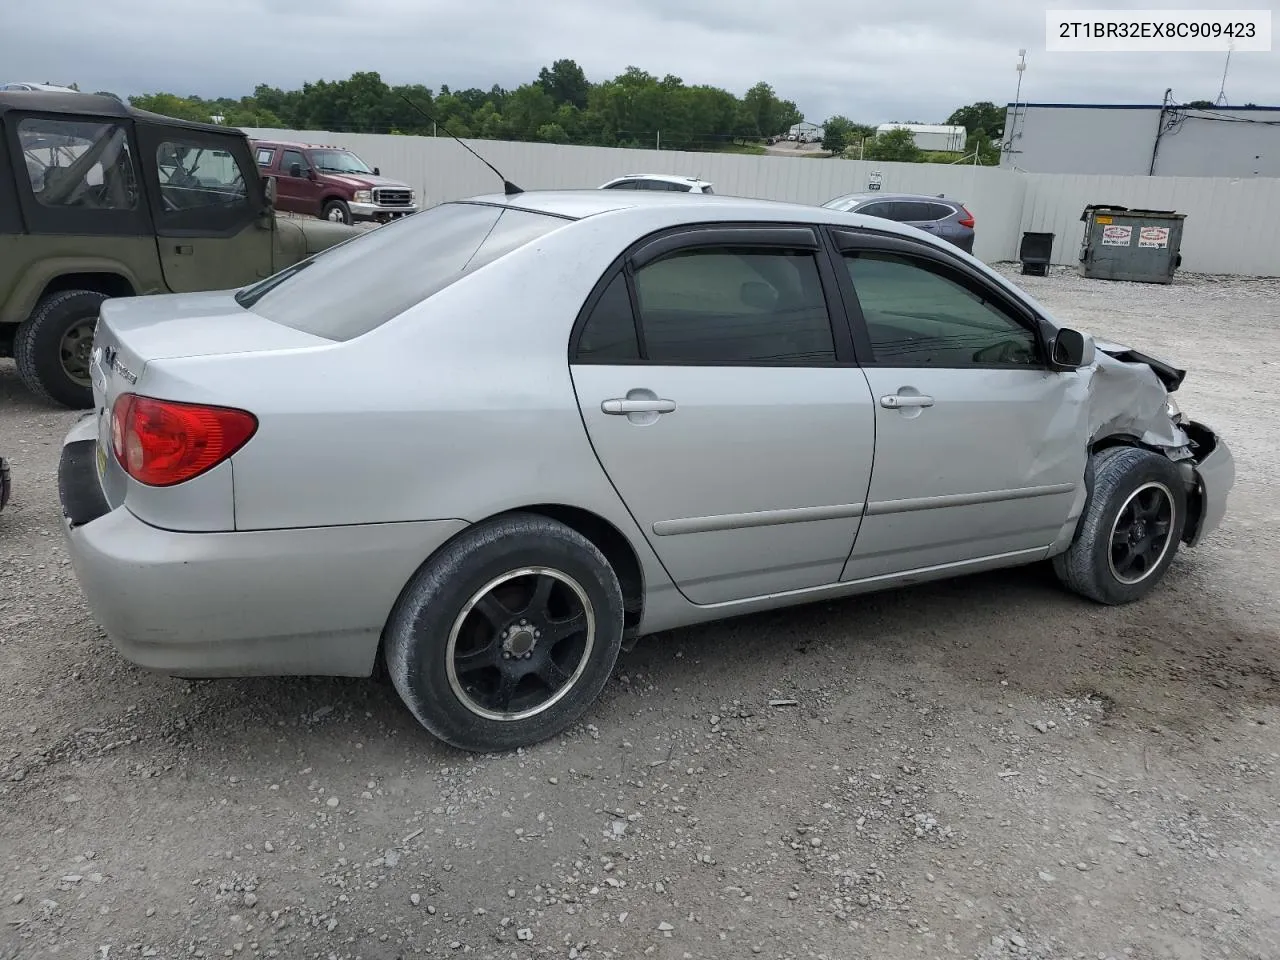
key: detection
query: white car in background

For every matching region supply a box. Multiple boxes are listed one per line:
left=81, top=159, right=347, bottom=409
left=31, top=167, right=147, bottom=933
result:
left=599, top=174, right=715, bottom=194
left=0, top=82, right=82, bottom=93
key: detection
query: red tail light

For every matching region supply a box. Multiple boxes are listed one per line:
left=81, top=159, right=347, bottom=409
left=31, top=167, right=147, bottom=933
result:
left=110, top=394, right=258, bottom=487
left=957, top=206, right=975, bottom=229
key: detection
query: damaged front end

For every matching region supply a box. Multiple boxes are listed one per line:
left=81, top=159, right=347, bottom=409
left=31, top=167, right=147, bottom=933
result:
left=1087, top=340, right=1234, bottom=548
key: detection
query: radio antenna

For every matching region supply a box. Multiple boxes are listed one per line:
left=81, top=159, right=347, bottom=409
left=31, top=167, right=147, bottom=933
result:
left=398, top=94, right=523, bottom=196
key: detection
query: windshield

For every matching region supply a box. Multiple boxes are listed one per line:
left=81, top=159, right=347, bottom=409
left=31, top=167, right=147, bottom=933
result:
left=237, top=202, right=572, bottom=341
left=309, top=149, right=374, bottom=175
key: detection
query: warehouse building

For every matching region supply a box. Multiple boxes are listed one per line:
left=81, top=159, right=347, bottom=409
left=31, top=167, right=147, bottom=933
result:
left=875, top=123, right=968, bottom=153
left=1000, top=101, right=1280, bottom=177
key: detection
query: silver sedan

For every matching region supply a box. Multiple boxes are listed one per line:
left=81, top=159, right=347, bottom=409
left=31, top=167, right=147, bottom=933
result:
left=57, top=189, right=1235, bottom=753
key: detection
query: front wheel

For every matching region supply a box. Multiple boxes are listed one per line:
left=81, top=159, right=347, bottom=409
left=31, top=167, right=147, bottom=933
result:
left=384, top=513, right=625, bottom=752
left=14, top=289, right=106, bottom=409
left=1053, top=446, right=1188, bottom=605
left=322, top=199, right=352, bottom=224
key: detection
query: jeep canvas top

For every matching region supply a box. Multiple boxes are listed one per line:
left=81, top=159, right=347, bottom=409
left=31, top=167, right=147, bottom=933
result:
left=0, top=91, right=364, bottom=409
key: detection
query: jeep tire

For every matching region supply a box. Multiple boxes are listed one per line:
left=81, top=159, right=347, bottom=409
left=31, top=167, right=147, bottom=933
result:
left=14, top=289, right=106, bottom=410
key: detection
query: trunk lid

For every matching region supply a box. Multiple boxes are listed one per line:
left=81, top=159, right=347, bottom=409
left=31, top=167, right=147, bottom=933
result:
left=88, top=291, right=333, bottom=509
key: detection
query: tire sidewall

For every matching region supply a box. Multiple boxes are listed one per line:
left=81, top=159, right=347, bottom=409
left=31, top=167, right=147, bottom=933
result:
left=1087, top=451, right=1187, bottom=603
left=323, top=200, right=352, bottom=225
left=388, top=520, right=624, bottom=752
left=15, top=291, right=105, bottom=409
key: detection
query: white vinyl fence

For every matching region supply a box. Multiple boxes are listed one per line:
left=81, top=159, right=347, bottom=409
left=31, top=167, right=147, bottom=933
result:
left=244, top=128, right=1280, bottom=277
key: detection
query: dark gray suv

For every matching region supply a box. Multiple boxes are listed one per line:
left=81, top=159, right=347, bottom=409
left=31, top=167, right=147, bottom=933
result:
left=821, top=192, right=976, bottom=253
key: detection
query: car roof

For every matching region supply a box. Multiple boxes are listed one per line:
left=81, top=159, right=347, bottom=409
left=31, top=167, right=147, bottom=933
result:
left=250, top=139, right=351, bottom=151
left=0, top=90, right=238, bottom=136
left=606, top=173, right=712, bottom=185
left=827, top=192, right=963, bottom=205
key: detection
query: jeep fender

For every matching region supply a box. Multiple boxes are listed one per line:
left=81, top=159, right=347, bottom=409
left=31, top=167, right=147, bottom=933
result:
left=1, top=257, right=156, bottom=326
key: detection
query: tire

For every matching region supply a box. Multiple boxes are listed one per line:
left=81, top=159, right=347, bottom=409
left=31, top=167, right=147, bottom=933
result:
left=14, top=289, right=107, bottom=409
left=322, top=199, right=352, bottom=224
left=1052, top=446, right=1188, bottom=605
left=384, top=512, right=625, bottom=753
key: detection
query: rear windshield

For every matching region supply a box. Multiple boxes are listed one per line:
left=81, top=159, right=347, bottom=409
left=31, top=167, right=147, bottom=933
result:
left=236, top=202, right=570, bottom=341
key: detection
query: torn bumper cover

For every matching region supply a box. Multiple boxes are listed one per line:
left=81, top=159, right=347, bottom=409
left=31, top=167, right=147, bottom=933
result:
left=1088, top=340, right=1234, bottom=547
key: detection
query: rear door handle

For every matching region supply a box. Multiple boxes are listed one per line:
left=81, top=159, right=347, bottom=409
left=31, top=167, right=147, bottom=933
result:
left=880, top=394, right=934, bottom=409
left=602, top=398, right=677, bottom=415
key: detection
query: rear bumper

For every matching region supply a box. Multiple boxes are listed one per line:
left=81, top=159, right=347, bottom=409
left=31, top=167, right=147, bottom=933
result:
left=57, top=424, right=467, bottom=678
left=1184, top=421, right=1235, bottom=548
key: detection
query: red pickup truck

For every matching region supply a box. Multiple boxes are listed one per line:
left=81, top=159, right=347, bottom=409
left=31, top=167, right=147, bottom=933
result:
left=251, top=139, right=418, bottom=225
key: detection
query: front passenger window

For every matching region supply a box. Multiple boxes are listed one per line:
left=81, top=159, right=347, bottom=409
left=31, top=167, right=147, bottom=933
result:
left=845, top=252, right=1039, bottom=367
left=155, top=140, right=248, bottom=211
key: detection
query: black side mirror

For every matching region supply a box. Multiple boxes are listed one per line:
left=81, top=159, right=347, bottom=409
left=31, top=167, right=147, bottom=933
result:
left=373, top=166, right=380, bottom=176
left=289, top=162, right=302, bottom=178
left=1051, top=328, right=1096, bottom=369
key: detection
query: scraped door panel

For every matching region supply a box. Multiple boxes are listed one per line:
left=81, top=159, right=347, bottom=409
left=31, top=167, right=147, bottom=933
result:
left=841, top=367, right=1087, bottom=581
left=573, top=365, right=877, bottom=605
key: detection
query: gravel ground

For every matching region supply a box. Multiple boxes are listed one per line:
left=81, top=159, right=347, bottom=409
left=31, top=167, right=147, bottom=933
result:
left=1, top=264, right=1277, bottom=960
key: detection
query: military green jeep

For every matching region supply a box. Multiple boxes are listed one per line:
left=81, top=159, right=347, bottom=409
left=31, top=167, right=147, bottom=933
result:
left=0, top=91, right=364, bottom=409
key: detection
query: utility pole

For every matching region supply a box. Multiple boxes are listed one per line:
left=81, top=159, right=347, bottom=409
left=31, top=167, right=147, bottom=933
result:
left=1003, top=49, right=1027, bottom=165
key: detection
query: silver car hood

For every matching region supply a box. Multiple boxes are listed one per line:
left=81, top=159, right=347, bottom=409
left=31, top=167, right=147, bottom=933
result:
left=1085, top=339, right=1192, bottom=456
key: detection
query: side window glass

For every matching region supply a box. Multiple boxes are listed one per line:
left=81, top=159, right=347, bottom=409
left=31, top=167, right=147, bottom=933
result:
left=281, top=149, right=308, bottom=177
left=254, top=147, right=275, bottom=167
left=858, top=201, right=893, bottom=220
left=155, top=140, right=248, bottom=212
left=633, top=247, right=836, bottom=364
left=927, top=203, right=955, bottom=221
left=18, top=117, right=138, bottom=211
left=845, top=252, right=1039, bottom=367
left=576, top=273, right=640, bottom=362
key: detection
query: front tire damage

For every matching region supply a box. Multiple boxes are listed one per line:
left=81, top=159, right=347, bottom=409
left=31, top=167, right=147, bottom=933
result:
left=1053, top=446, right=1189, bottom=605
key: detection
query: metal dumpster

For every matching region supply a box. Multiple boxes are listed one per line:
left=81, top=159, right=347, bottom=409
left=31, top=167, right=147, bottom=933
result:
left=1078, top=205, right=1186, bottom=284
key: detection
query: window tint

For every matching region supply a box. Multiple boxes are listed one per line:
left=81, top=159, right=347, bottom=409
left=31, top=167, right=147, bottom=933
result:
left=844, top=252, right=1039, bottom=367
left=155, top=139, right=248, bottom=211
left=604, top=180, right=637, bottom=190
left=633, top=247, right=836, bottom=364
left=926, top=202, right=956, bottom=221
left=576, top=273, right=640, bottom=362
left=281, top=149, right=309, bottom=176
left=892, top=201, right=926, bottom=221
left=238, top=202, right=568, bottom=342
left=18, top=117, right=138, bottom=211
left=857, top=201, right=901, bottom=221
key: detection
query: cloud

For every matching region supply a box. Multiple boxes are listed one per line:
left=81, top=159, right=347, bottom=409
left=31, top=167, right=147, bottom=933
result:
left=1, top=0, right=1276, bottom=124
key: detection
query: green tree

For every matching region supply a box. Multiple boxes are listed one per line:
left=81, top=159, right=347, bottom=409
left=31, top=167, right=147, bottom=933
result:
left=946, top=101, right=1005, bottom=140
left=864, top=127, right=923, bottom=162
left=536, top=122, right=570, bottom=143
left=536, top=59, right=590, bottom=110
left=821, top=115, right=856, bottom=155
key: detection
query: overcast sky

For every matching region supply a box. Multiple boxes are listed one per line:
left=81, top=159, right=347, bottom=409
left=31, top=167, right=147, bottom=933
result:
left=2, top=0, right=1277, bottom=123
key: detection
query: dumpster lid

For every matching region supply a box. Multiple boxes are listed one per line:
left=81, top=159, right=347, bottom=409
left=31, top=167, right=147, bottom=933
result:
left=1080, top=203, right=1185, bottom=222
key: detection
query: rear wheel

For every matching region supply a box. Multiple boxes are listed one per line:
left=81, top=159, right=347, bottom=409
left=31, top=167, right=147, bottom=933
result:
left=384, top=513, right=625, bottom=752
left=14, top=289, right=106, bottom=409
left=1053, top=446, right=1188, bottom=604
left=322, top=199, right=352, bottom=224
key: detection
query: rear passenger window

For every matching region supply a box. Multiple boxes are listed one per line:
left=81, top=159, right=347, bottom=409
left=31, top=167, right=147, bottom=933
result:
left=632, top=247, right=836, bottom=364
left=576, top=274, right=641, bottom=362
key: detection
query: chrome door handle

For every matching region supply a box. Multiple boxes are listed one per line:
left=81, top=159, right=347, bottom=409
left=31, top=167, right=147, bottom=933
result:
left=880, top=394, right=934, bottom=409
left=602, top=398, right=676, bottom=415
